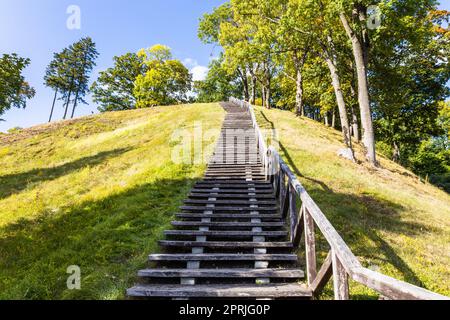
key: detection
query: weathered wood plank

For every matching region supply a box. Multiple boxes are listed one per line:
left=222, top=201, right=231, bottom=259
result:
left=332, top=252, right=349, bottom=300
left=127, top=284, right=312, bottom=298
left=310, top=251, right=333, bottom=296
left=351, top=268, right=450, bottom=300
left=304, top=208, right=317, bottom=285
left=149, top=254, right=298, bottom=262
left=159, top=241, right=293, bottom=248
left=138, top=268, right=304, bottom=278
left=164, top=230, right=288, bottom=237
left=171, top=221, right=285, bottom=228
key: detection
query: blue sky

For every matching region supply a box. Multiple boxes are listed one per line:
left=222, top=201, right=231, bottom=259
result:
left=0, top=0, right=449, bottom=132
left=0, top=0, right=225, bottom=132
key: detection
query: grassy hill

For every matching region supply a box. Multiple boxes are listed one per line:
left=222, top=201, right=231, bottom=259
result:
left=0, top=102, right=448, bottom=300
left=254, top=106, right=450, bottom=298
left=0, top=103, right=225, bottom=299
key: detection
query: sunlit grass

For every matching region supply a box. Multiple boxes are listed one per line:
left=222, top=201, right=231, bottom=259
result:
left=0, top=103, right=225, bottom=300
left=255, top=106, right=450, bottom=298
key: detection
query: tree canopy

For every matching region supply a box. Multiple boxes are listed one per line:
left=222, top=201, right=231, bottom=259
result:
left=134, top=45, right=192, bottom=107
left=0, top=54, right=35, bottom=117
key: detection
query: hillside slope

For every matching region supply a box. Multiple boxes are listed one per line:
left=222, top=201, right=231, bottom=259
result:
left=255, top=106, right=450, bottom=297
left=0, top=103, right=225, bottom=299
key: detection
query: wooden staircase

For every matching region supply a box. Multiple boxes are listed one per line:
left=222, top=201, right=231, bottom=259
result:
left=127, top=102, right=312, bottom=299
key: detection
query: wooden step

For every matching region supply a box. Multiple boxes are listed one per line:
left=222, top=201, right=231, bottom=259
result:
left=164, top=230, right=288, bottom=237
left=171, top=221, right=285, bottom=228
left=189, top=193, right=275, bottom=199
left=196, top=181, right=271, bottom=185
left=159, top=241, right=292, bottom=248
left=127, top=283, right=312, bottom=298
left=137, top=268, right=304, bottom=278
left=191, top=189, right=274, bottom=194
left=180, top=206, right=278, bottom=212
left=191, top=187, right=275, bottom=197
left=149, top=254, right=298, bottom=261
left=184, top=199, right=277, bottom=205
left=175, top=213, right=281, bottom=219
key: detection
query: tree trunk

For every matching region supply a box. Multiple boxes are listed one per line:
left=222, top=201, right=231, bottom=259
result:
left=295, top=68, right=304, bottom=116
left=340, top=12, right=376, bottom=165
left=63, top=90, right=72, bottom=120
left=251, top=75, right=257, bottom=105
left=49, top=89, right=58, bottom=123
left=332, top=107, right=336, bottom=128
left=349, top=84, right=360, bottom=142
left=237, top=67, right=249, bottom=102
left=325, top=113, right=329, bottom=126
left=261, top=84, right=266, bottom=108
left=324, top=54, right=353, bottom=151
left=393, top=141, right=401, bottom=162
left=293, top=51, right=307, bottom=117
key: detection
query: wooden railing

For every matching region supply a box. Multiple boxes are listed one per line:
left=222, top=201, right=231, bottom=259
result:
left=230, top=97, right=449, bottom=300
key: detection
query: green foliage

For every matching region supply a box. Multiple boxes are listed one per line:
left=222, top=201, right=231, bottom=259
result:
left=199, top=0, right=450, bottom=189
left=0, top=54, right=35, bottom=116
left=194, top=55, right=243, bottom=102
left=91, top=53, right=146, bottom=112
left=134, top=45, right=192, bottom=107
left=44, top=37, right=99, bottom=119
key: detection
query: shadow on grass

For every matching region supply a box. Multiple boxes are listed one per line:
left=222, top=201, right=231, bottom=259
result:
left=0, top=148, right=131, bottom=200
left=256, top=107, right=431, bottom=292
left=281, top=146, right=432, bottom=294
left=0, top=177, right=199, bottom=300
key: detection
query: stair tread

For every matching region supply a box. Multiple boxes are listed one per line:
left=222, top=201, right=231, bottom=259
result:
left=149, top=254, right=298, bottom=261
left=159, top=240, right=292, bottom=248
left=137, top=268, right=304, bottom=278
left=164, top=230, right=287, bottom=236
left=127, top=283, right=312, bottom=298
left=172, top=221, right=284, bottom=227
left=175, top=213, right=281, bottom=219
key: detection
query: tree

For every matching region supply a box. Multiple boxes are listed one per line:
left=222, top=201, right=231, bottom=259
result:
left=91, top=53, right=146, bottom=112
left=133, top=45, right=191, bottom=107
left=44, top=49, right=70, bottom=122
left=194, top=54, right=243, bottom=102
left=69, top=37, right=99, bottom=118
left=0, top=54, right=35, bottom=117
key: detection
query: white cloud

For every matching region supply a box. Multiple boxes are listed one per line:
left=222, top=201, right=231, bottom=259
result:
left=183, top=57, right=209, bottom=82
left=183, top=58, right=198, bottom=69
left=191, top=65, right=209, bottom=82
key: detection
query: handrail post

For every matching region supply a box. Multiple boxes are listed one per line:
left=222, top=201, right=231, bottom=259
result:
left=304, top=207, right=317, bottom=286
left=332, top=251, right=350, bottom=300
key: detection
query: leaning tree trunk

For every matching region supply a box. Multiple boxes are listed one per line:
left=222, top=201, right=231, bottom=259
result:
left=340, top=12, right=376, bottom=166
left=49, top=89, right=58, bottom=123
left=63, top=90, right=72, bottom=120
left=71, top=90, right=80, bottom=119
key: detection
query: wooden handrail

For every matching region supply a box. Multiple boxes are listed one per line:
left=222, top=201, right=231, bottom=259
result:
left=230, top=97, right=449, bottom=300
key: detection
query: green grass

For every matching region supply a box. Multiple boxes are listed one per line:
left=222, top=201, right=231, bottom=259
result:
left=254, top=106, right=450, bottom=298
left=0, top=103, right=225, bottom=300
